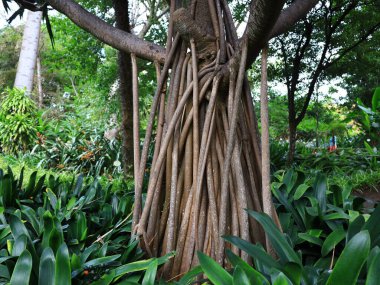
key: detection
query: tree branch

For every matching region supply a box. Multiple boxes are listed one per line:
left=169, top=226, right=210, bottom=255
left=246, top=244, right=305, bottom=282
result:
left=46, top=0, right=166, bottom=63
left=324, top=22, right=380, bottom=69
left=244, top=0, right=319, bottom=67
left=138, top=6, right=169, bottom=39
left=270, top=0, right=319, bottom=39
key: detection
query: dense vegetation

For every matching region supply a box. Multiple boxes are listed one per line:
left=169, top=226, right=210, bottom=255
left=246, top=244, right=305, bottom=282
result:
left=0, top=0, right=379, bottom=284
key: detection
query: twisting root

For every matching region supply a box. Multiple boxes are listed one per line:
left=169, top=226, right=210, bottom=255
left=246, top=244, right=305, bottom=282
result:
left=132, top=1, right=277, bottom=280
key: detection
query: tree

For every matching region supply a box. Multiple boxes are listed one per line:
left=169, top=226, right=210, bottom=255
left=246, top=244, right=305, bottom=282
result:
left=3, top=0, right=318, bottom=278
left=0, top=26, right=22, bottom=91
left=273, top=0, right=380, bottom=162
left=14, top=10, right=42, bottom=93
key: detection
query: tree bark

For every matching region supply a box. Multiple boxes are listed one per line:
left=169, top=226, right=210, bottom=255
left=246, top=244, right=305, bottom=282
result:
left=36, top=56, right=43, bottom=107
left=113, top=0, right=134, bottom=175
left=288, top=120, right=297, bottom=164
left=14, top=10, right=42, bottom=93
left=260, top=46, right=272, bottom=227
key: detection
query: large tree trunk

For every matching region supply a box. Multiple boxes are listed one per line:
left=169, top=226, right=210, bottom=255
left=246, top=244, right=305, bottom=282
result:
left=288, top=120, right=297, bottom=164
left=132, top=0, right=277, bottom=278
left=113, top=0, right=134, bottom=174
left=14, top=10, right=42, bottom=93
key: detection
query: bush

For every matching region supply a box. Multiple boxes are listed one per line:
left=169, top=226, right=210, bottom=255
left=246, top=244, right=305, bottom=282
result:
left=0, top=88, right=37, bottom=154
left=0, top=166, right=174, bottom=284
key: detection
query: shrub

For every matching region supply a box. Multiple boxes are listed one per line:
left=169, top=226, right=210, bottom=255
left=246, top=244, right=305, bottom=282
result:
left=0, top=88, right=37, bottom=154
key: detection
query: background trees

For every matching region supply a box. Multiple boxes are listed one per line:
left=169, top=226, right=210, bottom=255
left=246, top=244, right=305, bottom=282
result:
left=272, top=0, right=380, bottom=162
left=0, top=0, right=379, bottom=281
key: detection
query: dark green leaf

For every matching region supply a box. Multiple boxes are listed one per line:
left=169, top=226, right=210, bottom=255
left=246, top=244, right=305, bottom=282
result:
left=10, top=250, right=32, bottom=285
left=39, top=247, right=55, bottom=285
left=327, top=231, right=370, bottom=285
left=197, top=251, right=232, bottom=285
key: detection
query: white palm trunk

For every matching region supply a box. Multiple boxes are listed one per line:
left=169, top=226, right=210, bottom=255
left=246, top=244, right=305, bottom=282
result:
left=14, top=10, right=42, bottom=93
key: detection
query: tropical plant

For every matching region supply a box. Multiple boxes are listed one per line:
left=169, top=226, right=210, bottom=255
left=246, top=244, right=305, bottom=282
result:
left=0, top=88, right=37, bottom=154
left=0, top=166, right=174, bottom=284
left=355, top=87, right=380, bottom=146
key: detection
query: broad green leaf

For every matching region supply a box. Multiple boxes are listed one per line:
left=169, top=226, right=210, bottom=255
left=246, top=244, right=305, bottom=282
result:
left=55, top=243, right=71, bottom=285
left=10, top=250, right=32, bottom=285
left=313, top=173, right=327, bottom=214
left=177, top=266, right=203, bottom=285
left=366, top=249, right=380, bottom=285
left=113, top=252, right=175, bottom=278
left=247, top=211, right=301, bottom=265
left=271, top=271, right=293, bottom=285
left=39, top=247, right=55, bottom=285
left=233, top=266, right=251, bottom=285
left=9, top=214, right=30, bottom=240
left=142, top=259, right=157, bottom=285
left=197, top=251, right=232, bottom=285
left=224, top=235, right=280, bottom=270
left=327, top=231, right=370, bottom=285
left=298, top=233, right=322, bottom=246
left=24, top=171, right=37, bottom=196
left=363, top=206, right=380, bottom=245
left=322, top=229, right=346, bottom=256
left=84, top=254, right=120, bottom=268
left=283, top=263, right=301, bottom=285
left=371, top=87, right=380, bottom=112
left=347, top=215, right=365, bottom=242
left=90, top=272, right=115, bottom=285
left=293, top=184, right=310, bottom=200
left=226, top=250, right=269, bottom=285
left=12, top=235, right=27, bottom=256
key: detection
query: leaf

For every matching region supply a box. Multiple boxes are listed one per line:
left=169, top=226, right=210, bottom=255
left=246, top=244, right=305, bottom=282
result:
left=39, top=247, right=55, bottom=285
left=176, top=266, right=203, bottom=285
left=233, top=266, right=251, bottom=285
left=298, top=233, right=322, bottom=246
left=142, top=259, right=158, bottom=285
left=366, top=248, right=380, bottom=285
left=84, top=254, right=120, bottom=268
left=226, top=250, right=269, bottom=285
left=224, top=235, right=280, bottom=270
left=9, top=214, right=30, bottom=240
left=347, top=215, right=365, bottom=242
left=321, top=228, right=346, bottom=256
left=12, top=235, right=28, bottom=256
left=283, top=263, right=301, bottom=285
left=24, top=171, right=37, bottom=196
left=246, top=211, right=301, bottom=265
left=371, top=87, right=380, bottom=112
left=363, top=206, right=380, bottom=246
left=293, top=184, right=310, bottom=200
left=313, top=173, right=327, bottom=214
left=55, top=244, right=71, bottom=285
left=327, top=231, right=370, bottom=285
left=113, top=252, right=175, bottom=278
left=197, top=251, right=233, bottom=285
left=271, top=271, right=293, bottom=285
left=10, top=250, right=32, bottom=285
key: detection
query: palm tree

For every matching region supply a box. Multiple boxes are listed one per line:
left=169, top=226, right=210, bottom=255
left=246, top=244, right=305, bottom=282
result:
left=14, top=10, right=42, bottom=93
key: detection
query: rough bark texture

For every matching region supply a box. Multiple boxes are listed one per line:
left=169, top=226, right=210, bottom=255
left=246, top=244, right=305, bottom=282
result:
left=36, top=56, right=43, bottom=107
left=260, top=46, right=272, bottom=226
left=113, top=0, right=134, bottom=174
left=47, top=0, right=166, bottom=63
left=14, top=10, right=42, bottom=93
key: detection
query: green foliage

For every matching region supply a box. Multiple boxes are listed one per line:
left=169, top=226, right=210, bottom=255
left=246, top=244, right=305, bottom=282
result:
left=354, top=87, right=380, bottom=146
left=0, top=26, right=22, bottom=91
left=33, top=114, right=122, bottom=176
left=0, top=88, right=37, bottom=154
left=190, top=170, right=380, bottom=284
left=0, top=166, right=173, bottom=284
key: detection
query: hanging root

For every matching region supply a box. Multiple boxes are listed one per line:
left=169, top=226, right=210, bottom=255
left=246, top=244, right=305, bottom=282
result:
left=132, top=0, right=277, bottom=280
